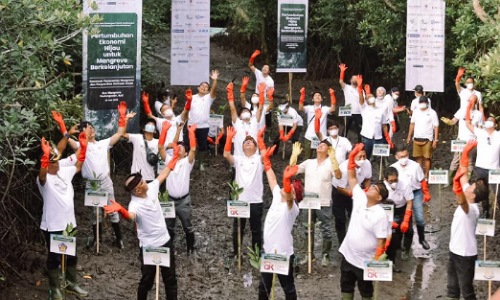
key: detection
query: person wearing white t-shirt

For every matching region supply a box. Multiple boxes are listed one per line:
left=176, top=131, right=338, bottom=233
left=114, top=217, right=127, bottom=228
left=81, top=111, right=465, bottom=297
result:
left=273, top=101, right=304, bottom=155
left=154, top=90, right=177, bottom=117
left=37, top=131, right=89, bottom=299
left=339, top=143, right=389, bottom=300
left=248, top=50, right=275, bottom=130
left=375, top=86, right=396, bottom=137
left=258, top=144, right=300, bottom=300
left=339, top=64, right=363, bottom=143
left=104, top=145, right=181, bottom=300
left=447, top=141, right=489, bottom=300
left=240, top=76, right=272, bottom=130
left=184, top=70, right=219, bottom=171
left=455, top=67, right=484, bottom=116
left=316, top=122, right=352, bottom=165
left=409, top=85, right=432, bottom=113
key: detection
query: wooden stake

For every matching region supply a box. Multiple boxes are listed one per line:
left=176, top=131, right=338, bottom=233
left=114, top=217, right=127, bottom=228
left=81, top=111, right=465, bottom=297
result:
left=238, top=218, right=242, bottom=272
left=155, top=264, right=160, bottom=300
left=308, top=208, right=312, bottom=274
left=96, top=207, right=100, bottom=254
left=61, top=253, right=66, bottom=299
left=343, top=117, right=347, bottom=137
left=288, top=73, right=293, bottom=104
left=493, top=184, right=499, bottom=220
left=282, top=127, right=287, bottom=160
left=379, top=157, right=383, bottom=180
left=215, top=127, right=218, bottom=156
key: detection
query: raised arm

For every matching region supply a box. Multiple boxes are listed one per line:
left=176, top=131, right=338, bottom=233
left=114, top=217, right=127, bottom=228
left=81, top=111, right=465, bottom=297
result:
left=262, top=145, right=278, bottom=192
left=38, top=138, right=52, bottom=186
left=248, top=50, right=260, bottom=72
left=298, top=87, right=306, bottom=111
left=464, top=100, right=475, bottom=134
left=223, top=126, right=236, bottom=165
left=356, top=75, right=365, bottom=106
left=454, top=141, right=477, bottom=213
left=187, top=124, right=197, bottom=163
left=338, top=64, right=348, bottom=89
left=283, top=165, right=299, bottom=210
left=109, top=101, right=129, bottom=146
left=328, top=88, right=336, bottom=114
left=121, top=112, right=137, bottom=140
left=157, top=143, right=179, bottom=184
left=455, top=67, right=465, bottom=93
left=240, top=76, right=250, bottom=108
left=328, top=146, right=342, bottom=179
left=347, top=143, right=364, bottom=189
left=227, top=82, right=238, bottom=123
left=209, top=70, right=219, bottom=100
left=157, top=121, right=171, bottom=161
left=141, top=92, right=157, bottom=121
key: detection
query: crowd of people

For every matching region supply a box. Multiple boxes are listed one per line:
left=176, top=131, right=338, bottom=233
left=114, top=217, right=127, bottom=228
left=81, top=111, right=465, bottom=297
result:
left=37, top=51, right=500, bottom=300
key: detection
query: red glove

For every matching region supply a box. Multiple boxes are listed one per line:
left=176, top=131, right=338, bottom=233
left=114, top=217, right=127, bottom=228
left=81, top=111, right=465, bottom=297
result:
left=364, top=84, right=371, bottom=96
left=51, top=111, right=67, bottom=135
left=456, top=67, right=465, bottom=83
left=283, top=128, right=296, bottom=142
left=329, top=88, right=336, bottom=106
left=207, top=136, right=215, bottom=144
left=258, top=83, right=266, bottom=105
left=299, top=87, right=306, bottom=104
left=249, top=50, right=261, bottom=65
left=391, top=120, right=397, bottom=133
left=460, top=140, right=477, bottom=167
left=40, top=137, right=51, bottom=168
left=283, top=165, right=299, bottom=193
left=158, top=121, right=171, bottom=147
left=391, top=221, right=399, bottom=229
left=167, top=143, right=180, bottom=170
left=215, top=131, right=224, bottom=145
left=141, top=92, right=152, bottom=115
left=453, top=168, right=467, bottom=195
left=188, top=124, right=197, bottom=149
left=465, top=100, right=473, bottom=122
left=384, top=132, right=394, bottom=149
left=117, top=101, right=127, bottom=127
left=226, top=82, right=234, bottom=102
left=348, top=143, right=364, bottom=170
left=421, top=180, right=431, bottom=202
left=240, top=76, right=249, bottom=93
left=339, top=64, right=348, bottom=81
left=224, top=126, right=236, bottom=152
left=262, top=145, right=276, bottom=172
left=257, top=126, right=266, bottom=151
left=104, top=199, right=130, bottom=220
left=374, top=246, right=385, bottom=260
left=184, top=89, right=193, bottom=111
left=314, top=108, right=322, bottom=133
left=400, top=209, right=412, bottom=233
left=78, top=132, right=87, bottom=162
left=356, top=75, right=363, bottom=92
left=267, top=87, right=274, bottom=102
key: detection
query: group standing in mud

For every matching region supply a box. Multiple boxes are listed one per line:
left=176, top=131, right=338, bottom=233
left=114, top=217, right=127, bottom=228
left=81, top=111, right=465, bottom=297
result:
left=37, top=51, right=500, bottom=300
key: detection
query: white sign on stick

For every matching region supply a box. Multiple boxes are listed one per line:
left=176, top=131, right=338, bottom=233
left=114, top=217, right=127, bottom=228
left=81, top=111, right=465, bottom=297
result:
left=209, top=114, right=224, bottom=128
left=476, top=219, right=495, bottom=237
left=338, top=106, right=352, bottom=117
left=373, top=144, right=390, bottom=157
left=381, top=204, right=394, bottom=222
left=143, top=247, right=170, bottom=267
left=451, top=140, right=466, bottom=152
left=84, top=190, right=108, bottom=207
left=299, top=192, right=321, bottom=210
left=161, top=202, right=176, bottom=219
left=474, top=261, right=500, bottom=281
left=428, top=170, right=448, bottom=184
left=278, top=115, right=294, bottom=127
left=260, top=253, right=290, bottom=275
left=363, top=260, right=393, bottom=282
left=227, top=201, right=250, bottom=218
left=489, top=169, right=500, bottom=184
left=50, top=235, right=76, bottom=256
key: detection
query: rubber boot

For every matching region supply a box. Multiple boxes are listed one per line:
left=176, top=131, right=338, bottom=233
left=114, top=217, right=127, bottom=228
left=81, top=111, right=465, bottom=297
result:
left=361, top=297, right=373, bottom=300
left=47, top=269, right=63, bottom=300
left=65, top=266, right=89, bottom=297
left=198, top=151, right=207, bottom=171
left=336, top=228, right=346, bottom=246
left=111, top=222, right=124, bottom=249
left=300, top=234, right=315, bottom=265
left=321, top=240, right=332, bottom=266
left=416, top=225, right=430, bottom=250
left=186, top=232, right=195, bottom=255
left=341, top=292, right=354, bottom=300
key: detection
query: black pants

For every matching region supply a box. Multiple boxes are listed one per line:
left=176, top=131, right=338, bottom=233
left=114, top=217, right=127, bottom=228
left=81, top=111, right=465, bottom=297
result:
left=345, top=114, right=362, bottom=143
left=233, top=202, right=263, bottom=255
left=331, top=187, right=352, bottom=245
left=474, top=166, right=499, bottom=218
left=386, top=205, right=413, bottom=263
left=258, top=254, right=297, bottom=300
left=138, top=240, right=177, bottom=300
left=447, top=252, right=477, bottom=300
left=183, top=127, right=209, bottom=152
left=43, top=230, right=77, bottom=270
left=273, top=126, right=302, bottom=154
left=340, top=255, right=373, bottom=297
left=265, top=112, right=272, bottom=129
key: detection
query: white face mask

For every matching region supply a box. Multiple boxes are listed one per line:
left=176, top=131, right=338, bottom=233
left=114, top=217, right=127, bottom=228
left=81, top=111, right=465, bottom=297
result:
left=388, top=182, right=398, bottom=190
left=392, top=93, right=399, bottom=100
left=367, top=97, right=376, bottom=104
left=466, top=83, right=474, bottom=90
left=419, top=102, right=427, bottom=109
left=355, top=159, right=365, bottom=167
left=398, top=157, right=409, bottom=166
left=163, top=109, right=174, bottom=118
left=484, top=121, right=495, bottom=129
left=251, top=96, right=259, bottom=104
left=241, top=111, right=251, bottom=120
left=329, top=129, right=339, bottom=136
left=145, top=124, right=155, bottom=133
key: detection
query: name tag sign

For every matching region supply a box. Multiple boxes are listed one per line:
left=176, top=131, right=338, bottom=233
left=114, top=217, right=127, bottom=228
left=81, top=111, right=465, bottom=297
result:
left=158, top=159, right=166, bottom=173
left=474, top=261, right=500, bottom=281
left=489, top=169, right=500, bottom=184
left=373, top=144, right=390, bottom=157
left=428, top=170, right=448, bottom=185
left=310, top=137, right=320, bottom=149
left=363, top=260, right=393, bottom=282
left=143, top=247, right=170, bottom=267
left=338, top=106, right=352, bottom=117
left=260, top=253, right=290, bottom=275
left=278, top=115, right=294, bottom=127
left=299, top=192, right=322, bottom=210
left=476, top=219, right=495, bottom=237
left=84, top=190, right=108, bottom=207
left=161, top=202, right=176, bottom=219
left=381, top=204, right=394, bottom=222
left=227, top=201, right=250, bottom=218
left=209, top=114, right=224, bottom=128
left=50, top=235, right=76, bottom=256
left=451, top=140, right=466, bottom=152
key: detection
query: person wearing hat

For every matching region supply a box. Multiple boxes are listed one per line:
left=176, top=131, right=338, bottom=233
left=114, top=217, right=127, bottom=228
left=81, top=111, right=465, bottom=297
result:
left=37, top=131, right=89, bottom=299
left=409, top=85, right=432, bottom=114
left=406, top=96, right=440, bottom=179
left=273, top=100, right=303, bottom=155
left=338, top=64, right=363, bottom=143
left=104, top=145, right=181, bottom=300
left=223, top=125, right=265, bottom=257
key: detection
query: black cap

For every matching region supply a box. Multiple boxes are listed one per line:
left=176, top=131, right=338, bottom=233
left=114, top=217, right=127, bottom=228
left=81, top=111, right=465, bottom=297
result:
left=414, top=85, right=424, bottom=93
left=418, top=96, right=429, bottom=103
left=390, top=87, right=399, bottom=93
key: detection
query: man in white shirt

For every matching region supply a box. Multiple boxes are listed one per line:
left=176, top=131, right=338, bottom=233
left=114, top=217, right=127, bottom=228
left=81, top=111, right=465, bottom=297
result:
left=339, top=64, right=363, bottom=143
left=154, top=90, right=177, bottom=117
left=240, top=76, right=271, bottom=130
left=316, top=122, right=352, bottom=165
left=273, top=101, right=304, bottom=155
left=339, top=143, right=389, bottom=300
left=104, top=145, right=181, bottom=300
left=375, top=86, right=396, bottom=137
left=455, top=67, right=484, bottom=116
left=409, top=85, right=432, bottom=113
left=248, top=50, right=275, bottom=130
left=447, top=141, right=489, bottom=300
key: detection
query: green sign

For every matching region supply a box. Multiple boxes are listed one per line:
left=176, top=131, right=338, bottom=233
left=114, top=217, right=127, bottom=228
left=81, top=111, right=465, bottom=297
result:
left=277, top=0, right=308, bottom=72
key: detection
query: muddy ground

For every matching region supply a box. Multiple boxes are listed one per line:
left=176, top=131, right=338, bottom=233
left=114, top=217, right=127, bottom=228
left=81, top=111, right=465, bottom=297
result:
left=4, top=37, right=500, bottom=299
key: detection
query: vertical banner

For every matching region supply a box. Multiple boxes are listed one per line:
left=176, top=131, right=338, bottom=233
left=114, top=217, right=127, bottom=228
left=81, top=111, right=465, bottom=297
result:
left=170, top=0, right=210, bottom=86
left=83, top=1, right=141, bottom=138
left=405, top=0, right=445, bottom=92
left=276, top=0, right=308, bottom=73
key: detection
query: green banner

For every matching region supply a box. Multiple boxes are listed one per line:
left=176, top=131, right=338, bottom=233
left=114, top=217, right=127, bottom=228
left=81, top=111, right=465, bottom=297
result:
left=277, top=1, right=308, bottom=73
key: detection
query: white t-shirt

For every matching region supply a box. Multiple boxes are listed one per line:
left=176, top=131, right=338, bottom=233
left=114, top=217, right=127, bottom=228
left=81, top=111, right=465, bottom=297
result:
left=384, top=180, right=414, bottom=208
left=303, top=105, right=331, bottom=141
left=360, top=103, right=388, bottom=140
left=233, top=153, right=263, bottom=204
left=339, top=185, right=389, bottom=269
left=128, top=180, right=170, bottom=247
left=263, top=185, right=299, bottom=255
left=232, top=118, right=259, bottom=157
left=376, top=96, right=394, bottom=122
left=298, top=158, right=333, bottom=203
left=80, top=138, right=111, bottom=180
left=410, top=97, right=432, bottom=111
left=459, top=88, right=482, bottom=110
left=342, top=85, right=362, bottom=114
left=390, top=160, right=425, bottom=191
left=156, top=115, right=184, bottom=157
left=475, top=129, right=500, bottom=169
left=326, top=136, right=352, bottom=164
left=332, top=160, right=372, bottom=189
left=454, top=108, right=483, bottom=141
left=166, top=157, right=193, bottom=197
left=37, top=162, right=77, bottom=232
left=278, top=107, right=304, bottom=127
left=449, top=203, right=479, bottom=256
left=128, top=134, right=159, bottom=181
left=244, top=102, right=267, bottom=129
left=154, top=99, right=170, bottom=116
left=254, top=69, right=274, bottom=95
left=188, top=93, right=214, bottom=128
left=410, top=108, right=439, bottom=141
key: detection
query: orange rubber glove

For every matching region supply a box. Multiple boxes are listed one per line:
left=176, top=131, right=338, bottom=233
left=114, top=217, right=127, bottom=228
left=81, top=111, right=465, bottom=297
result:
left=453, top=168, right=466, bottom=195
left=279, top=129, right=285, bottom=141
left=314, top=108, right=322, bottom=133
left=158, top=121, right=171, bottom=147
left=224, top=126, right=236, bottom=152
left=257, top=126, right=266, bottom=151
left=167, top=143, right=180, bottom=170
left=184, top=89, right=193, bottom=111
left=104, top=199, right=130, bottom=220
left=51, top=111, right=67, bottom=135
left=339, top=64, right=348, bottom=81
left=391, top=221, right=399, bottom=229
left=356, top=75, right=363, bottom=92
left=267, top=87, right=274, bottom=102
left=465, top=100, right=473, bottom=122
left=283, top=165, right=299, bottom=193
left=384, top=132, right=394, bottom=149
left=40, top=137, right=51, bottom=168
left=117, top=101, right=127, bottom=127
left=374, top=246, right=385, bottom=260
left=329, top=88, right=336, bottom=106
left=391, top=120, right=397, bottom=133
left=258, top=83, right=266, bottom=105
left=460, top=140, right=477, bottom=167
left=348, top=143, right=364, bottom=170
left=141, top=92, right=152, bottom=115
left=400, top=209, right=412, bottom=233
left=188, top=124, right=197, bottom=150
left=207, top=136, right=215, bottom=144
left=78, top=132, right=87, bottom=162
left=299, top=87, right=306, bottom=104
left=456, top=67, right=465, bottom=83
left=249, top=50, right=261, bottom=65
left=283, top=128, right=296, bottom=142
left=364, top=84, right=371, bottom=96
left=240, top=76, right=249, bottom=93
left=262, top=145, right=276, bottom=172
left=421, top=180, right=431, bottom=202
left=215, top=130, right=224, bottom=145
left=226, top=82, right=234, bottom=102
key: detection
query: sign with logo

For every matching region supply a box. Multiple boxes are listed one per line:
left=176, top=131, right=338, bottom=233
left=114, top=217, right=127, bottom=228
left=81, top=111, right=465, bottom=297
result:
left=451, top=140, right=466, bottom=152
left=428, top=170, right=448, bottom=184
left=381, top=204, right=394, bottom=222
left=84, top=190, right=108, bottom=207
left=338, top=106, right=352, bottom=117
left=260, top=253, right=290, bottom=275
left=209, top=114, right=224, bottom=128
left=363, top=260, right=393, bottom=282
left=476, top=219, right=495, bottom=237
left=50, top=235, right=76, bottom=256
left=161, top=202, right=176, bottom=219
left=489, top=169, right=500, bottom=184
left=373, top=144, right=390, bottom=157
left=278, top=115, right=294, bottom=127
left=227, top=201, right=250, bottom=218
left=474, top=261, right=500, bottom=281
left=143, top=247, right=170, bottom=267
left=298, top=192, right=321, bottom=210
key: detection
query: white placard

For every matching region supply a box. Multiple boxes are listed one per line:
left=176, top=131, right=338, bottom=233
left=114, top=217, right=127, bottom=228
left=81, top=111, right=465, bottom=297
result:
left=450, top=140, right=466, bottom=153
left=84, top=190, right=108, bottom=207
left=260, top=253, right=290, bottom=275
left=476, top=219, right=495, bottom=237
left=299, top=192, right=321, bottom=210
left=209, top=114, right=224, bottom=128
left=363, top=260, right=393, bottom=282
left=373, top=144, right=390, bottom=157
left=158, top=159, right=166, bottom=173
left=161, top=202, right=176, bottom=219
left=227, top=201, right=250, bottom=218
left=428, top=170, right=448, bottom=184
left=381, top=204, right=394, bottom=222
left=143, top=247, right=170, bottom=267
left=338, top=106, right=352, bottom=117
left=50, top=235, right=76, bottom=256
left=474, top=261, right=500, bottom=281
left=278, top=115, right=294, bottom=127
left=489, top=169, right=500, bottom=184
left=310, top=137, right=320, bottom=149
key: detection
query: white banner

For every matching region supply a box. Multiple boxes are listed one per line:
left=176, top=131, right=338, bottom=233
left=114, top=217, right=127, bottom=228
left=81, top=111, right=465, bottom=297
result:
left=405, top=0, right=445, bottom=92
left=170, top=0, right=210, bottom=85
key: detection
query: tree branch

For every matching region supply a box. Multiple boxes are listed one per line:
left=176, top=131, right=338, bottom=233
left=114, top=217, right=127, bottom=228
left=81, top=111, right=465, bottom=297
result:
left=472, top=0, right=493, bottom=24
left=384, top=0, right=397, bottom=11
left=14, top=72, right=81, bottom=92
